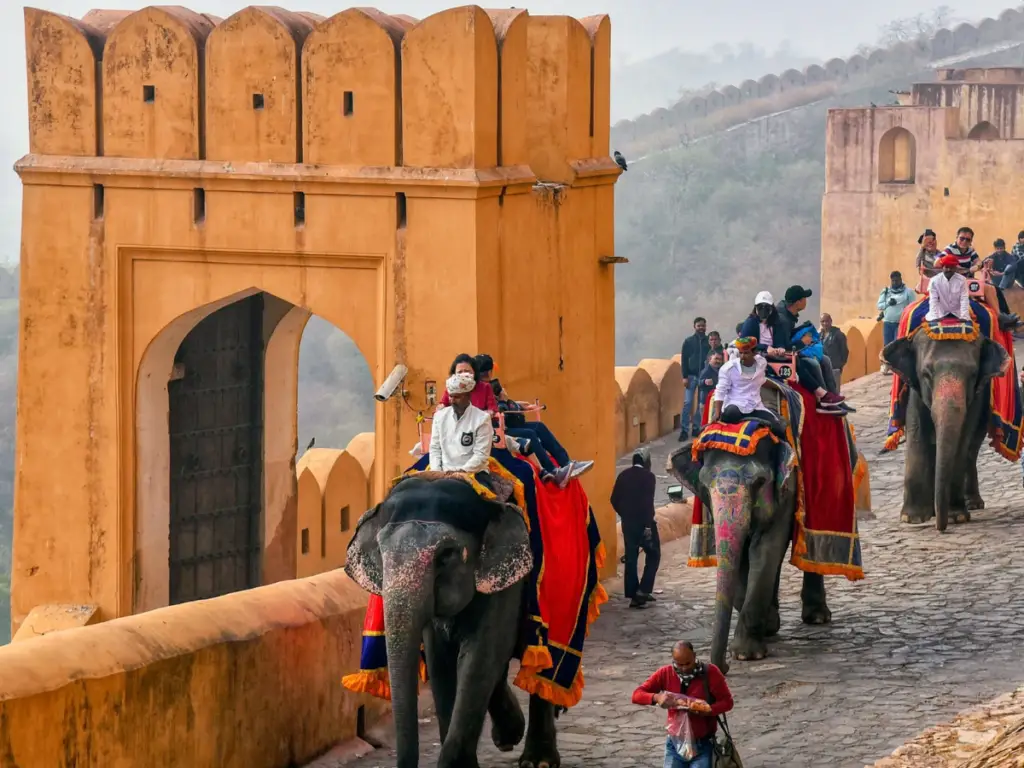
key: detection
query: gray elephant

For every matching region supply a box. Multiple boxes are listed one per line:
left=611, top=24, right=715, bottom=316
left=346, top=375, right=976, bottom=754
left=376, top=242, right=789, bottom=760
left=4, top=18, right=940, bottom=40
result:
left=881, top=330, right=1010, bottom=531
left=345, top=475, right=562, bottom=768
left=668, top=434, right=831, bottom=674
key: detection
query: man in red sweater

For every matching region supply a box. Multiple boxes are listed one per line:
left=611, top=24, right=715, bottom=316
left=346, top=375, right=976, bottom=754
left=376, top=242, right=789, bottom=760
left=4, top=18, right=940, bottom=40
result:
left=632, top=641, right=734, bottom=768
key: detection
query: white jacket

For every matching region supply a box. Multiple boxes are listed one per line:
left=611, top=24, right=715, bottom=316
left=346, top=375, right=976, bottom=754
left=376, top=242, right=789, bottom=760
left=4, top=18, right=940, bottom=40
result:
left=713, top=355, right=768, bottom=414
left=429, top=404, right=493, bottom=473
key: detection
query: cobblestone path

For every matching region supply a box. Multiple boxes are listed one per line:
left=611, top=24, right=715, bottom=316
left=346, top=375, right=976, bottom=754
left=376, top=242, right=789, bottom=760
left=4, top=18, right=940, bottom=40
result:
left=328, top=371, right=1024, bottom=768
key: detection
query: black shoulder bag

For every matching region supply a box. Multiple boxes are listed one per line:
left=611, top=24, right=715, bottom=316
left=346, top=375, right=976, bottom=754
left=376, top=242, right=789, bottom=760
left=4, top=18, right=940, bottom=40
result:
left=701, top=665, right=743, bottom=768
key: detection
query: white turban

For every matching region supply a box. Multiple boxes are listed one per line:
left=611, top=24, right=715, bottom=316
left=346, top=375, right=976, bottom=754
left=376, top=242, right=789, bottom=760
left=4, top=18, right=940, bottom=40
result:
left=446, top=372, right=476, bottom=395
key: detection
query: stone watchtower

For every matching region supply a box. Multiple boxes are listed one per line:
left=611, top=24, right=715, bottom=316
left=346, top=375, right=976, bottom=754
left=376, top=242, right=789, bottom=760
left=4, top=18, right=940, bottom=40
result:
left=822, top=66, right=1024, bottom=322
left=13, top=5, right=620, bottom=635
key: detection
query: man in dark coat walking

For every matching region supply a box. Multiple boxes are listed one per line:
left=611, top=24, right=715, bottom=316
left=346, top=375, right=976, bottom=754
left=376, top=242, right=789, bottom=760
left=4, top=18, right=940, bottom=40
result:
left=611, top=447, right=660, bottom=609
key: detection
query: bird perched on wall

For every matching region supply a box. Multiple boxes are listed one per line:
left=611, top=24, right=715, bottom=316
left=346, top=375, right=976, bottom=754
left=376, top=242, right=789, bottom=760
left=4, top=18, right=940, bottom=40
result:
left=613, top=150, right=628, bottom=171
left=305, top=437, right=315, bottom=453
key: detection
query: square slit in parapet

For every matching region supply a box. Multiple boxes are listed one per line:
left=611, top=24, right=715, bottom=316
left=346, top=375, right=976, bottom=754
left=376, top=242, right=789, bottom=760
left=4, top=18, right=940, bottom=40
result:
left=253, top=93, right=265, bottom=110
left=343, top=91, right=354, bottom=116
left=143, top=84, right=155, bottom=103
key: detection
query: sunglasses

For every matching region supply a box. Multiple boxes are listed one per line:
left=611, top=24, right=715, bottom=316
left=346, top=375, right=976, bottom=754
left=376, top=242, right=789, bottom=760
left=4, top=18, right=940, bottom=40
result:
left=958, top=235, right=973, bottom=243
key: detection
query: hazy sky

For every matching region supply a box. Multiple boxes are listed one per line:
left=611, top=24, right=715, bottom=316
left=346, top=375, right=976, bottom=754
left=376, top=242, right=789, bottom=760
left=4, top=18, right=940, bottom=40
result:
left=0, top=1, right=1014, bottom=260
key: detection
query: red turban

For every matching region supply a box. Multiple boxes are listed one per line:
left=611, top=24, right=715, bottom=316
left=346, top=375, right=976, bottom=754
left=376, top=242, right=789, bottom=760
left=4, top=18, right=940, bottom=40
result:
left=936, top=254, right=960, bottom=269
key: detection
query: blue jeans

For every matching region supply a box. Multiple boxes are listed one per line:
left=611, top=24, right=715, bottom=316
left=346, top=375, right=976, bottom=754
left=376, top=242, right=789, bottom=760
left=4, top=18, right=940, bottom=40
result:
left=681, top=377, right=700, bottom=435
left=664, top=737, right=714, bottom=768
left=506, top=422, right=570, bottom=471
left=883, top=321, right=900, bottom=347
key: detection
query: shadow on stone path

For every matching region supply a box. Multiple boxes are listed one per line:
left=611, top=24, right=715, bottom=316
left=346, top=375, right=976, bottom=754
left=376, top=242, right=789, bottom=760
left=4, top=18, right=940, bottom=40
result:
left=326, top=370, right=1024, bottom=768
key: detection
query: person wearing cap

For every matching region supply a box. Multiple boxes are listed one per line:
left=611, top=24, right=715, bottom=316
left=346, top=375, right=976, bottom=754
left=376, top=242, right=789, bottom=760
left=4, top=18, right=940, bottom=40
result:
left=611, top=446, right=661, bottom=609
left=429, top=371, right=494, bottom=487
left=738, top=290, right=783, bottom=349
left=877, top=272, right=917, bottom=375
left=710, top=338, right=789, bottom=437
left=926, top=253, right=971, bottom=322
left=778, top=286, right=848, bottom=411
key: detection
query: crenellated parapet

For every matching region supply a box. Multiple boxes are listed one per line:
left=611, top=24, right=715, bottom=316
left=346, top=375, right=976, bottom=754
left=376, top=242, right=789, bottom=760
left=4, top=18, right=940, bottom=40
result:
left=23, top=4, right=616, bottom=184
left=612, top=6, right=1024, bottom=156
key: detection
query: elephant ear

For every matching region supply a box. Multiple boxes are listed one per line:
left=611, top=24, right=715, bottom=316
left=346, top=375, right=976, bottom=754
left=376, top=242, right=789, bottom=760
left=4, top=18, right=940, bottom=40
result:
left=772, top=441, right=798, bottom=510
left=475, top=503, right=533, bottom=594
left=344, top=504, right=392, bottom=595
left=976, top=338, right=1011, bottom=394
left=882, top=337, right=919, bottom=391
left=667, top=443, right=710, bottom=507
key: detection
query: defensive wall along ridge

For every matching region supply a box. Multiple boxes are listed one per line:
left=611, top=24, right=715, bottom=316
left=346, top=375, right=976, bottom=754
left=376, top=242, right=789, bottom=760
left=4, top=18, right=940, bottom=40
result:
left=612, top=6, right=1024, bottom=157
left=6, top=4, right=621, bottom=765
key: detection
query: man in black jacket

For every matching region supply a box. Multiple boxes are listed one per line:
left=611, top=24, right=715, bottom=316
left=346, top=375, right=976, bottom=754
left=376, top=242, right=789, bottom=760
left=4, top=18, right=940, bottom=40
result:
left=679, top=317, right=710, bottom=440
left=820, top=313, right=849, bottom=386
left=611, top=447, right=660, bottom=609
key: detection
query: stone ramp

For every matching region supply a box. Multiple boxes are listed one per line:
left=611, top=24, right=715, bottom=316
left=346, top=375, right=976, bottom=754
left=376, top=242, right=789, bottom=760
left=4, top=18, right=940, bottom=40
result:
left=317, top=369, right=1024, bottom=768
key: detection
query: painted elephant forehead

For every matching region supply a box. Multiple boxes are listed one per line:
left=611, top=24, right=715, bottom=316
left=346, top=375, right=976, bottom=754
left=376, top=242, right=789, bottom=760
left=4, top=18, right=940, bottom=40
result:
left=384, top=477, right=499, bottom=538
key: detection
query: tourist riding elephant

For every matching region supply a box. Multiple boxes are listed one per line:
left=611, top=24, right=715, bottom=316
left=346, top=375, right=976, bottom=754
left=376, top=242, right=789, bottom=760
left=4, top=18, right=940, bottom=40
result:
left=668, top=435, right=831, bottom=674
left=345, top=475, right=562, bottom=768
left=881, top=330, right=1010, bottom=531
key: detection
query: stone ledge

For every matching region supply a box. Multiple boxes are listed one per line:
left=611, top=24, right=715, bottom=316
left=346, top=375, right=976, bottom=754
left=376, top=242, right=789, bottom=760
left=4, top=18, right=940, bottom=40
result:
left=614, top=501, right=693, bottom=554
left=870, top=686, right=1024, bottom=767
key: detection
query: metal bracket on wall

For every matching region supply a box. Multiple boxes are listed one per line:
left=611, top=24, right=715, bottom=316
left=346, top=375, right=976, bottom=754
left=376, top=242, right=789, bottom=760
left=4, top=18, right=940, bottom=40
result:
left=598, top=255, right=628, bottom=265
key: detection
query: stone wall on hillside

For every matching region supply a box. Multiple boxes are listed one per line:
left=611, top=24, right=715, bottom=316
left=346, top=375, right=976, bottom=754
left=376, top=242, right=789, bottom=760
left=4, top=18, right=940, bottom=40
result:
left=613, top=9, right=1024, bottom=157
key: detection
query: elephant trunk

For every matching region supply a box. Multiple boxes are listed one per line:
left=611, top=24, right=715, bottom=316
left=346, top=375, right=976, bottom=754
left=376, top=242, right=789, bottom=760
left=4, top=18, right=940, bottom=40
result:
left=382, top=549, right=435, bottom=768
left=931, top=375, right=968, bottom=532
left=708, top=486, right=752, bottom=670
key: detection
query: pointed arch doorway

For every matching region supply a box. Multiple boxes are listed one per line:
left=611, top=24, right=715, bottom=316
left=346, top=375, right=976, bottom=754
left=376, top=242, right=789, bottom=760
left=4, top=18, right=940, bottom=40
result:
left=167, top=293, right=265, bottom=604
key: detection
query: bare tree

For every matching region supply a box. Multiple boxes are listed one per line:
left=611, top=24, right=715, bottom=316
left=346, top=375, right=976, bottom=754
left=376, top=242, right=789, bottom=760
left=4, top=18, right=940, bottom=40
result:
left=877, top=5, right=954, bottom=47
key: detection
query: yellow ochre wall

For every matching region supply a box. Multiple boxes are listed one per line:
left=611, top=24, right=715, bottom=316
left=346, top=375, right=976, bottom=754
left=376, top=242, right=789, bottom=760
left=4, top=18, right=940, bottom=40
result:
left=822, top=70, right=1024, bottom=326
left=14, top=4, right=621, bottom=637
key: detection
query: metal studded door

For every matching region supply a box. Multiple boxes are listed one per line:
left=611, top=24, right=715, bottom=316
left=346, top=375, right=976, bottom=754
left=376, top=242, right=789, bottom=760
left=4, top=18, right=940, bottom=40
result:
left=168, top=293, right=264, bottom=604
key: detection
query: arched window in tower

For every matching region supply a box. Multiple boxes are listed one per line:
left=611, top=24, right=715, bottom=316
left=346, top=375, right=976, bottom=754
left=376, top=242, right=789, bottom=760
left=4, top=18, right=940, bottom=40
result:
left=967, top=121, right=999, bottom=140
left=878, top=127, right=916, bottom=184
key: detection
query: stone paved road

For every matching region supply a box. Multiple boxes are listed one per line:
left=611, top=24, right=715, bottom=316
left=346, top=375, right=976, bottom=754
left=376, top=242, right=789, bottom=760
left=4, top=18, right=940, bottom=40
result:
left=326, top=370, right=1024, bottom=768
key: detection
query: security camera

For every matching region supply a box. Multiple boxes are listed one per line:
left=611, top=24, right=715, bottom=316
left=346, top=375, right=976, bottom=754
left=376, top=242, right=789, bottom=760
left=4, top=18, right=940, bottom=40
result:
left=374, top=364, right=409, bottom=402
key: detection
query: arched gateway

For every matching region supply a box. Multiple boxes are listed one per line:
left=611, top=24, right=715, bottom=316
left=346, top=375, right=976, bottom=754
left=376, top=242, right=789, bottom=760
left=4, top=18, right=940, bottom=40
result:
left=12, top=5, right=621, bottom=633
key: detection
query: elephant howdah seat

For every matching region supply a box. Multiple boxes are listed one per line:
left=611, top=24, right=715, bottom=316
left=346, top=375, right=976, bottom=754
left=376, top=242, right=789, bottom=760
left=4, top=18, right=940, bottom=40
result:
left=883, top=296, right=1023, bottom=462
left=342, top=448, right=608, bottom=711
left=688, top=379, right=866, bottom=581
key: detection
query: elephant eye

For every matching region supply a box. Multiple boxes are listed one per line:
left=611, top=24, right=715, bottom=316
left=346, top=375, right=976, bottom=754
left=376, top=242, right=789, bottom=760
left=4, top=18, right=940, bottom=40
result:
left=435, top=547, right=461, bottom=568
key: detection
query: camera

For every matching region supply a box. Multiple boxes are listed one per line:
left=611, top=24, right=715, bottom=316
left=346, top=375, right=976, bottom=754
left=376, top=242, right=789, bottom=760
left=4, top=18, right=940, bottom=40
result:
left=374, top=364, right=409, bottom=402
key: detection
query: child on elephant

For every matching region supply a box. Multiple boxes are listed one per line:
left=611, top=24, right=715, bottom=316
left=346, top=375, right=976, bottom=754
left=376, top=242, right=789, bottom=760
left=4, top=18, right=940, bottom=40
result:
left=710, top=337, right=788, bottom=440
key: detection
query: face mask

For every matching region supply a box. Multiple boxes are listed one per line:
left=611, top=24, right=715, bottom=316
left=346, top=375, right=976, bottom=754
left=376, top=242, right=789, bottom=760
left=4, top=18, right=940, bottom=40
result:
left=756, top=305, right=770, bottom=320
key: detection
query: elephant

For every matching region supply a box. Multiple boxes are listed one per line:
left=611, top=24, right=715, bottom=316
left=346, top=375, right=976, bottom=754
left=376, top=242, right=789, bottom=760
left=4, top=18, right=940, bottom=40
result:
left=668, top=432, right=831, bottom=674
left=345, top=475, right=563, bottom=768
left=881, top=330, right=1010, bottom=531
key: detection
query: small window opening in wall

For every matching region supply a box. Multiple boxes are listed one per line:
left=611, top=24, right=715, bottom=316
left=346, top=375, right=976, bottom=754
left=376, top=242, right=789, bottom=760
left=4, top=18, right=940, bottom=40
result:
left=944, top=187, right=950, bottom=197
left=639, top=422, right=647, bottom=444
left=396, top=192, right=407, bottom=229
left=340, top=505, right=351, bottom=532
left=300, top=528, right=310, bottom=555
left=92, top=184, right=104, bottom=220
left=252, top=93, right=265, bottom=110
left=294, top=192, right=306, bottom=227
left=143, top=84, right=155, bottom=103
left=193, top=188, right=206, bottom=225
left=343, top=91, right=354, bottom=116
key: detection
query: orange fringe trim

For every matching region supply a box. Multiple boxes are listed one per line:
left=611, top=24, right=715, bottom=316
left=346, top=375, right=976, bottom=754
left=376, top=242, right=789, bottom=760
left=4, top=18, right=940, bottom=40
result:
left=520, top=644, right=554, bottom=671
left=788, top=557, right=865, bottom=580
left=691, top=428, right=777, bottom=462
left=514, top=665, right=586, bottom=709
left=882, top=428, right=904, bottom=452
left=687, top=556, right=717, bottom=567
left=341, top=659, right=429, bottom=702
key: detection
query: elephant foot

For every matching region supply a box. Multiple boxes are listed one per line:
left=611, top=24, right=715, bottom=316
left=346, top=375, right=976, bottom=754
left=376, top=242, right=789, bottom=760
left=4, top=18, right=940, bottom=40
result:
left=802, top=604, right=832, bottom=625
left=900, top=506, right=934, bottom=525
left=765, top=606, right=781, bottom=638
left=518, top=744, right=561, bottom=768
left=965, top=496, right=985, bottom=511
left=731, top=635, right=768, bottom=662
left=489, top=685, right=525, bottom=751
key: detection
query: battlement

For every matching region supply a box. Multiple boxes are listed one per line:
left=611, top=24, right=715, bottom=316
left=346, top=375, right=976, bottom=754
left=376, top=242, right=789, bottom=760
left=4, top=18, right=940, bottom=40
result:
left=24, top=5, right=614, bottom=183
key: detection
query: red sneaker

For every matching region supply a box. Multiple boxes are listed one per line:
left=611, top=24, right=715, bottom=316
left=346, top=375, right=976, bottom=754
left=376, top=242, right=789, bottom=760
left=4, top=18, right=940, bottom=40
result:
left=820, top=392, right=846, bottom=405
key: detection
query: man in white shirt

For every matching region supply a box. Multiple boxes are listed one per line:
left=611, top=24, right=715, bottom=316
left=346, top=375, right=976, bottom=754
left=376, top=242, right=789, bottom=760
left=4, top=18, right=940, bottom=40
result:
left=710, top=337, right=788, bottom=439
left=926, top=253, right=971, bottom=322
left=429, top=372, right=494, bottom=485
